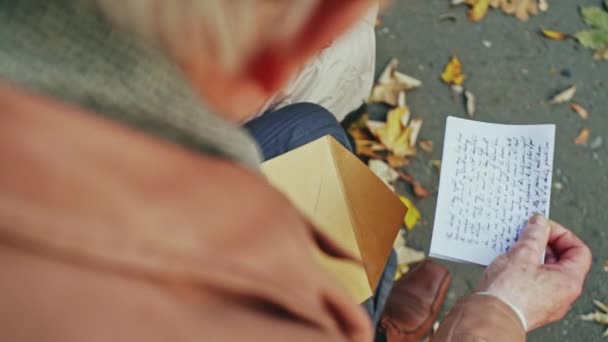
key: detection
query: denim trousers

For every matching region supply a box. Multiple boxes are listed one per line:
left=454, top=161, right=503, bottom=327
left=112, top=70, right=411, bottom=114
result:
left=244, top=103, right=397, bottom=328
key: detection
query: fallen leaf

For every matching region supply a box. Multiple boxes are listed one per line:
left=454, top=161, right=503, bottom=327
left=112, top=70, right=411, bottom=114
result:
left=366, top=120, right=386, bottom=132
left=408, top=118, right=424, bottom=148
left=549, top=85, right=577, bottom=104
left=369, top=159, right=399, bottom=186
left=581, top=6, right=608, bottom=31
left=348, top=127, right=374, bottom=141
left=419, top=139, right=434, bottom=153
left=570, top=102, right=589, bottom=120
left=431, top=160, right=442, bottom=173
left=395, top=245, right=426, bottom=267
left=490, top=0, right=539, bottom=21
left=370, top=58, right=422, bottom=105
left=375, top=106, right=408, bottom=149
left=594, top=47, right=608, bottom=60
left=581, top=299, right=608, bottom=337
left=575, top=4, right=608, bottom=57
left=465, top=0, right=490, bottom=22
left=575, top=127, right=591, bottom=145
left=542, top=28, right=569, bottom=41
left=464, top=90, right=476, bottom=117
left=399, top=196, right=421, bottom=230
left=399, top=172, right=433, bottom=198
left=355, top=140, right=385, bottom=159
left=387, top=154, right=410, bottom=168
left=441, top=56, right=466, bottom=85
left=575, top=29, right=608, bottom=50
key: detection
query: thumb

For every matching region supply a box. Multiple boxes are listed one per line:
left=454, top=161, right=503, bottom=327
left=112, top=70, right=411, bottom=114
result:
left=508, top=215, right=551, bottom=264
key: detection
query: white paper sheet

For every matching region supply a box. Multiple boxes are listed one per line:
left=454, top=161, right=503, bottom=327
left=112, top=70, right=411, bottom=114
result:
left=430, top=117, right=556, bottom=266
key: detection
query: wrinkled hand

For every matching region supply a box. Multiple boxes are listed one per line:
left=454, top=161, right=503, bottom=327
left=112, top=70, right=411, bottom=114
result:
left=478, top=215, right=592, bottom=331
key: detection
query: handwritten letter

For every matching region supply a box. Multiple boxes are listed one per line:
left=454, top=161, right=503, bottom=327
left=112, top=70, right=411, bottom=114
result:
left=430, top=117, right=555, bottom=265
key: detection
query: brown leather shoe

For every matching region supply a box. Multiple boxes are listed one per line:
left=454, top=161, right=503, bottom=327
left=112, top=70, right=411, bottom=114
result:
left=378, top=260, right=451, bottom=342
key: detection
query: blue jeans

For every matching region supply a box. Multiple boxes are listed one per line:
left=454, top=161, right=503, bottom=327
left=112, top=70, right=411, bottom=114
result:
left=244, top=103, right=397, bottom=327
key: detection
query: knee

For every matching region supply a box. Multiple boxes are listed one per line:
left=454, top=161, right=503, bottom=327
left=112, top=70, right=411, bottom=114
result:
left=285, top=103, right=353, bottom=152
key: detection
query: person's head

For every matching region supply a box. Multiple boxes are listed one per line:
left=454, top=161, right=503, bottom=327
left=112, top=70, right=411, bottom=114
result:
left=96, top=0, right=378, bottom=122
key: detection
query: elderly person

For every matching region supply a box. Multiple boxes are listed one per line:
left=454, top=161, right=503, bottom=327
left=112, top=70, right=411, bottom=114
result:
left=0, top=1, right=591, bottom=342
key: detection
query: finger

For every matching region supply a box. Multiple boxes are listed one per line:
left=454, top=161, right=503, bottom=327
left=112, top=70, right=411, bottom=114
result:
left=547, top=221, right=592, bottom=276
left=508, top=215, right=551, bottom=264
left=544, top=245, right=558, bottom=264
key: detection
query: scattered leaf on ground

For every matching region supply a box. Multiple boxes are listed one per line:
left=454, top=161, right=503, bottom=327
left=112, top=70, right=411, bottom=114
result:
left=575, top=5, right=608, bottom=58
left=399, top=172, right=433, bottom=198
left=370, top=58, right=422, bottom=106
left=399, top=196, right=421, bottom=230
left=464, top=90, right=476, bottom=117
left=575, top=127, right=591, bottom=145
left=369, top=160, right=399, bottom=187
left=570, top=102, right=589, bottom=120
left=354, top=140, right=385, bottom=159
left=594, top=47, right=608, bottom=60
left=408, top=118, right=423, bottom=148
left=441, top=56, right=466, bottom=85
left=395, top=245, right=425, bottom=269
left=490, top=0, right=539, bottom=21
left=419, top=140, right=434, bottom=153
left=581, top=299, right=608, bottom=336
left=387, top=154, right=410, bottom=168
left=549, top=85, right=577, bottom=104
left=542, top=28, right=569, bottom=40
left=465, top=0, right=490, bottom=22
left=431, top=160, right=442, bottom=173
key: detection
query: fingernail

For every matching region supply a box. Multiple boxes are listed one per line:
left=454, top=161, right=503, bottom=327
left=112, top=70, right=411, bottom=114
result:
left=529, top=214, right=547, bottom=226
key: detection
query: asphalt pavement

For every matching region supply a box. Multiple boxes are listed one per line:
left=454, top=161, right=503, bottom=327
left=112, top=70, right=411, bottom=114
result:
left=375, top=1, right=608, bottom=340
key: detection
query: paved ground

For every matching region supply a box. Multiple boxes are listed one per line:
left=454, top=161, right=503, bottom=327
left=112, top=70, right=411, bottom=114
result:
left=375, top=1, right=608, bottom=340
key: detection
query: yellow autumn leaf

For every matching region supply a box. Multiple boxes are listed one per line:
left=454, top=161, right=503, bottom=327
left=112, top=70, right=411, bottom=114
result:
left=466, top=0, right=490, bottom=22
left=374, top=106, right=409, bottom=150
left=399, top=196, right=421, bottom=230
left=542, top=29, right=570, bottom=41
left=441, top=56, right=466, bottom=85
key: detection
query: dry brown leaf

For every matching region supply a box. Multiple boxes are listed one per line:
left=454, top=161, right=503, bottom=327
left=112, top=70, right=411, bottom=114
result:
left=466, top=0, right=490, bottom=22
left=542, top=29, right=570, bottom=41
left=348, top=127, right=374, bottom=141
left=549, top=85, right=577, bottom=104
left=594, top=47, right=608, bottom=61
left=387, top=154, right=410, bottom=168
left=441, top=56, right=466, bottom=85
left=399, top=172, right=433, bottom=198
left=419, top=140, right=434, bottom=153
left=355, top=140, right=385, bottom=159
left=570, top=102, right=589, bottom=120
left=575, top=127, right=591, bottom=145
left=491, top=0, right=539, bottom=21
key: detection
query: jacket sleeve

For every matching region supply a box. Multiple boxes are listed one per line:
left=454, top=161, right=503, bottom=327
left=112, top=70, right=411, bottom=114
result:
left=433, top=294, right=526, bottom=342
